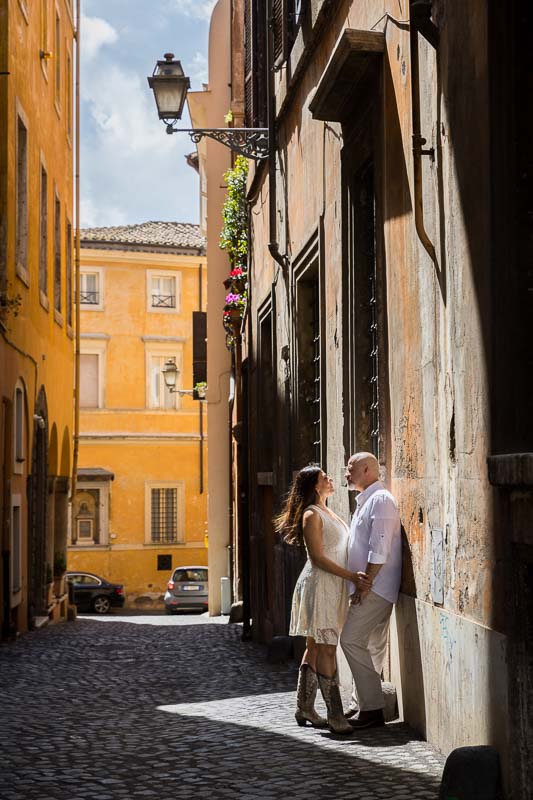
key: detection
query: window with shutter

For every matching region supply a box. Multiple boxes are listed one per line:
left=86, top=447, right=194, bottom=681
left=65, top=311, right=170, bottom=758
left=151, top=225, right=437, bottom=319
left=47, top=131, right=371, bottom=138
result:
left=244, top=0, right=253, bottom=127
left=288, top=0, right=302, bottom=46
left=273, top=0, right=286, bottom=65
left=192, top=311, right=207, bottom=394
left=244, top=0, right=267, bottom=128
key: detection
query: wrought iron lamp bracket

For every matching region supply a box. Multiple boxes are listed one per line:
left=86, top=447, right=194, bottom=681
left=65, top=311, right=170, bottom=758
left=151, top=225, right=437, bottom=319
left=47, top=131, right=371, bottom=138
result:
left=165, top=125, right=269, bottom=160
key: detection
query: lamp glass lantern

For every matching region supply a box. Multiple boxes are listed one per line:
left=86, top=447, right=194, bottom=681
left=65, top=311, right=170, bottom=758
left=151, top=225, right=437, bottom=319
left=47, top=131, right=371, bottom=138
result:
left=148, top=53, right=191, bottom=122
left=162, top=358, right=179, bottom=391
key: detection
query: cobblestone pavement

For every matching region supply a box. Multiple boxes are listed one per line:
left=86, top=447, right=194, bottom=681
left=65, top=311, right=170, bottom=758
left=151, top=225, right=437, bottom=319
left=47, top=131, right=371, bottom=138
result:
left=0, top=614, right=445, bottom=800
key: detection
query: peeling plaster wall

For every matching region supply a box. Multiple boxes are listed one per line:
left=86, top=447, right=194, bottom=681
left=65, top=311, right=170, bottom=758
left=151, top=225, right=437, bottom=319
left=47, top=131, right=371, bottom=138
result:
left=248, top=0, right=508, bottom=766
left=391, top=597, right=508, bottom=760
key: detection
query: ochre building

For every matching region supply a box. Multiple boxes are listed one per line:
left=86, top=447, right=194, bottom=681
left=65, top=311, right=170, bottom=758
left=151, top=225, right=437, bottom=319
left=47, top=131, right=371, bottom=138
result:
left=68, top=222, right=207, bottom=608
left=0, top=0, right=75, bottom=637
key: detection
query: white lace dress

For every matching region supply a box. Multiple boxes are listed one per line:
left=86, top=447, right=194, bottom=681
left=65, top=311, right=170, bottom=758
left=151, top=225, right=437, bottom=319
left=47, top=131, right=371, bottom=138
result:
left=289, top=504, right=350, bottom=646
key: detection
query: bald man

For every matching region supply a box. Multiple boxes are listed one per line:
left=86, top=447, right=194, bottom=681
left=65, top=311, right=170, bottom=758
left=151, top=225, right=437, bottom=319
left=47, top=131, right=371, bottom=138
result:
left=340, top=453, right=402, bottom=729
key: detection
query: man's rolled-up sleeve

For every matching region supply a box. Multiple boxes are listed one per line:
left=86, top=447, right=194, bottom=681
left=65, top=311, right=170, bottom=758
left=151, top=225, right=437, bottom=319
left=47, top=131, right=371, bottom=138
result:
left=368, top=498, right=398, bottom=564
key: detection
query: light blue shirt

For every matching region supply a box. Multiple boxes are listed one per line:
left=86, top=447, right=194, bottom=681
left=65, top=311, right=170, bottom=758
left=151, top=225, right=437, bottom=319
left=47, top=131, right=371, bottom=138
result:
left=347, top=481, right=402, bottom=604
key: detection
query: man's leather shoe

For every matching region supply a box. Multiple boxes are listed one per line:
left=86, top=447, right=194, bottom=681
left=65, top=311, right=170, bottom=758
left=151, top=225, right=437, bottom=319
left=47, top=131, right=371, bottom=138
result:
left=348, top=709, right=385, bottom=729
left=344, top=703, right=359, bottom=719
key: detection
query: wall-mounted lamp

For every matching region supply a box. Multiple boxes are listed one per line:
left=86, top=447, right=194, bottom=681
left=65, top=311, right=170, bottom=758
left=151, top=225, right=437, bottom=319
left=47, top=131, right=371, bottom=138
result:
left=161, top=359, right=207, bottom=400
left=147, top=53, right=268, bottom=161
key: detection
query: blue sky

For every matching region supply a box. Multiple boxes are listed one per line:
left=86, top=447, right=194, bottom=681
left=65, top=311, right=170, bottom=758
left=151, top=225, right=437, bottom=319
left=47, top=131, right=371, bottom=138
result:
left=80, top=0, right=216, bottom=228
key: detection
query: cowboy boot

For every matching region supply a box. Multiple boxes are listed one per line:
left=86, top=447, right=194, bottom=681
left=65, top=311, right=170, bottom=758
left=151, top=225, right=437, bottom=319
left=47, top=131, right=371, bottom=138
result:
left=294, top=664, right=328, bottom=728
left=317, top=672, right=353, bottom=734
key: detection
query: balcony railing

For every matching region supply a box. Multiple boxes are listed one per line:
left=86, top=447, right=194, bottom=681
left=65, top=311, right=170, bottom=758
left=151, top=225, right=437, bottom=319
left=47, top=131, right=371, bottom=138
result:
left=80, top=291, right=99, bottom=305
left=152, top=293, right=176, bottom=308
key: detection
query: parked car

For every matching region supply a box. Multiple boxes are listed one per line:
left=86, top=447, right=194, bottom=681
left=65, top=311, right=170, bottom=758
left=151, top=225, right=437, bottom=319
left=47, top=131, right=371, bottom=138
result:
left=164, top=566, right=208, bottom=613
left=65, top=572, right=125, bottom=614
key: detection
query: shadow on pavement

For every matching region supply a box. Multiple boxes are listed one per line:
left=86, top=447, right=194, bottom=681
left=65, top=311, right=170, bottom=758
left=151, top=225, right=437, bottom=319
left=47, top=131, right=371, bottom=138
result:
left=0, top=617, right=443, bottom=800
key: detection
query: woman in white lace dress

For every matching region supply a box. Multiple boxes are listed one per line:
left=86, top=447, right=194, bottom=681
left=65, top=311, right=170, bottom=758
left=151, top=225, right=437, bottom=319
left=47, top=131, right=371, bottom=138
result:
left=275, top=465, right=369, bottom=734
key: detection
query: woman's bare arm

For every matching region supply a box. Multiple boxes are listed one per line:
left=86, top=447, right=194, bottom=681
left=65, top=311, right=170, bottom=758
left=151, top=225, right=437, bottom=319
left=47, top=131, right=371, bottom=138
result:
left=302, top=510, right=358, bottom=582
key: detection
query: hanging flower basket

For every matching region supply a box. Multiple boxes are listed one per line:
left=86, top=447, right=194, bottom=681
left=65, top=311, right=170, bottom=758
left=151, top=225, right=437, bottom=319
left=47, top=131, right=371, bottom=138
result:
left=223, top=307, right=242, bottom=327
left=219, top=157, right=249, bottom=352
left=223, top=276, right=247, bottom=294
left=223, top=267, right=247, bottom=294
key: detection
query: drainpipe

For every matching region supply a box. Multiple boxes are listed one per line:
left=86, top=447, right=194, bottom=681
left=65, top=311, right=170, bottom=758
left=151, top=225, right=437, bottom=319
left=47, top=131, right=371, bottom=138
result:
left=228, top=366, right=235, bottom=602
left=198, top=262, right=204, bottom=495
left=409, top=0, right=439, bottom=266
left=70, top=0, right=81, bottom=531
left=267, top=0, right=289, bottom=274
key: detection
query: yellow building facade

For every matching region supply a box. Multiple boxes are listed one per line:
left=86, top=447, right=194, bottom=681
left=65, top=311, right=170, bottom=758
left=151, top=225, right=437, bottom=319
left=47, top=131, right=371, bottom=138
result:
left=0, top=0, right=75, bottom=636
left=68, top=223, right=208, bottom=608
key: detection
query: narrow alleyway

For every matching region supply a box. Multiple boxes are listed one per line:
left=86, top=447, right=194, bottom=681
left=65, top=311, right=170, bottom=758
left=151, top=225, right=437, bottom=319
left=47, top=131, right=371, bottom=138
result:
left=0, top=616, right=444, bottom=800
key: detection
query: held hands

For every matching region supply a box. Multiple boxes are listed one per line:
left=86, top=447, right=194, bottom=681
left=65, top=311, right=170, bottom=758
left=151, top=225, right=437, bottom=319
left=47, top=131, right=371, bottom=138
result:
left=350, top=571, right=372, bottom=605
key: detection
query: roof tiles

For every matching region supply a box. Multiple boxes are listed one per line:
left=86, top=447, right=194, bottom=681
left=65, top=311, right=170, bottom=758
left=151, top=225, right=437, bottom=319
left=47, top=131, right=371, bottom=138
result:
left=80, top=221, right=205, bottom=254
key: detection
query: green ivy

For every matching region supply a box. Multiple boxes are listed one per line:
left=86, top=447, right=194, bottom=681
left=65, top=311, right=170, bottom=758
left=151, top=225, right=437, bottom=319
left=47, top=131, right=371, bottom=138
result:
left=219, top=155, right=248, bottom=268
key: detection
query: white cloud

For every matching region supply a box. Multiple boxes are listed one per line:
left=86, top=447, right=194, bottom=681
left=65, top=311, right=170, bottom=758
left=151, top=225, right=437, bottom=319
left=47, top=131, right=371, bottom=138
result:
left=169, top=0, right=217, bottom=21
left=82, top=61, right=165, bottom=154
left=78, top=3, right=201, bottom=228
left=188, top=51, right=208, bottom=86
left=81, top=15, right=118, bottom=61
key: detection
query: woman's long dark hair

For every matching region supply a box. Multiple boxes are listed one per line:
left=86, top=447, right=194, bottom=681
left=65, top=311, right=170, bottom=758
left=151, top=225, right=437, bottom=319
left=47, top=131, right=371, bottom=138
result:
left=274, top=465, right=322, bottom=546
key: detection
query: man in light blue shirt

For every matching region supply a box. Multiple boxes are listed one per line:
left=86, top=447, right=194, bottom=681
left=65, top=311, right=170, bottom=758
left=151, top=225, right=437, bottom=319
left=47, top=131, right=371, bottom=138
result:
left=340, top=452, right=402, bottom=729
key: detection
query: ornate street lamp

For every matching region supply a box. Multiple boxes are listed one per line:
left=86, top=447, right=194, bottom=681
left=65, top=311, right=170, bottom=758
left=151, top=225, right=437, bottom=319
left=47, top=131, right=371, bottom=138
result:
left=161, top=359, right=207, bottom=399
left=148, top=53, right=269, bottom=161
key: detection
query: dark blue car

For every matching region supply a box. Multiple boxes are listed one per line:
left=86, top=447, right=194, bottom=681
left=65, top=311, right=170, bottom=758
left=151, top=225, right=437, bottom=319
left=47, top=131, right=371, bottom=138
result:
left=65, top=571, right=125, bottom=614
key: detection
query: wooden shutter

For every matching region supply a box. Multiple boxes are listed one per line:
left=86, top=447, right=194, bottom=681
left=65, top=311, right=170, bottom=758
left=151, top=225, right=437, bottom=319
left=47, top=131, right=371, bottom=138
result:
left=244, top=0, right=267, bottom=128
left=192, top=311, right=207, bottom=397
left=273, top=0, right=287, bottom=66
left=244, top=0, right=254, bottom=127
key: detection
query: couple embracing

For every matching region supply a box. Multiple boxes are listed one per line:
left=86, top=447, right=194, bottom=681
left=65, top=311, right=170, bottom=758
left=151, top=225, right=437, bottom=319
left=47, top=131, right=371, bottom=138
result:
left=275, top=453, right=402, bottom=735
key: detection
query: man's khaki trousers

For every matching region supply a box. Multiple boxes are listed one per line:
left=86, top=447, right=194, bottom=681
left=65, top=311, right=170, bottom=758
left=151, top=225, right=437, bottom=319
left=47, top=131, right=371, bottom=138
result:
left=340, top=590, right=393, bottom=712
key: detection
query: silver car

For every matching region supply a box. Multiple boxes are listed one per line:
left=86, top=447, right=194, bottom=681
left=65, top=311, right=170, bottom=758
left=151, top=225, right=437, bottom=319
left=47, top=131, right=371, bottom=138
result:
left=164, top=566, right=208, bottom=613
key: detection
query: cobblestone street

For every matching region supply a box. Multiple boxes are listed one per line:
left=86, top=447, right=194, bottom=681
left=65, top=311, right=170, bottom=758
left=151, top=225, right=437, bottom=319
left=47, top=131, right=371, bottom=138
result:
left=0, top=615, right=445, bottom=799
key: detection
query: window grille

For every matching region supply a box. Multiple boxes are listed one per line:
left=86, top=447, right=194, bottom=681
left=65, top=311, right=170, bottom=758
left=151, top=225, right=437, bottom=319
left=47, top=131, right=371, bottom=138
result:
left=293, top=233, right=324, bottom=469
left=343, top=155, right=379, bottom=460
left=151, top=293, right=175, bottom=308
left=151, top=488, right=178, bottom=543
left=151, top=276, right=176, bottom=308
left=369, top=264, right=379, bottom=456
left=311, top=283, right=321, bottom=464
left=80, top=291, right=98, bottom=304
left=80, top=273, right=99, bottom=305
